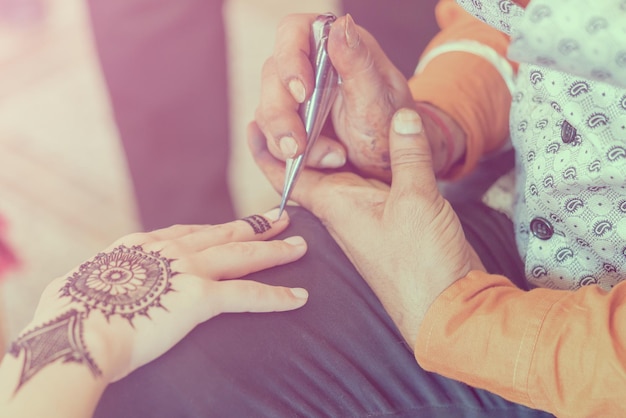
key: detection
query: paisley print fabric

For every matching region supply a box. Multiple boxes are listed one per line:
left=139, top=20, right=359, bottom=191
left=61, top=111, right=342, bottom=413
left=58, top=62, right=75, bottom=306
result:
left=457, top=0, right=626, bottom=290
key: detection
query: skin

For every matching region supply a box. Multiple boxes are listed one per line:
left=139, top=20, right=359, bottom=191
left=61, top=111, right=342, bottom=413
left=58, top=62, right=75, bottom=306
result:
left=256, top=13, right=467, bottom=181
left=254, top=13, right=479, bottom=344
left=256, top=13, right=416, bottom=180
left=250, top=108, right=485, bottom=346
left=0, top=210, right=308, bottom=418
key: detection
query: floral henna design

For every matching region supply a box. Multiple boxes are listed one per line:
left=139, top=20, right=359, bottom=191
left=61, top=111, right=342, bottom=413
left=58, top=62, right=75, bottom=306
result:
left=8, top=309, right=101, bottom=392
left=8, top=246, right=176, bottom=393
left=60, top=245, right=176, bottom=324
left=241, top=214, right=272, bottom=234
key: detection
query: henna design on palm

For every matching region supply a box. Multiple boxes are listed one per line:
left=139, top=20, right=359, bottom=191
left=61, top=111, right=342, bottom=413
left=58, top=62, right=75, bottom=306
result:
left=241, top=214, right=272, bottom=234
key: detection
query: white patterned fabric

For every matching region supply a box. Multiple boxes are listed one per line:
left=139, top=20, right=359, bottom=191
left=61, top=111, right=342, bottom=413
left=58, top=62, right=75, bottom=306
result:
left=457, top=0, right=626, bottom=290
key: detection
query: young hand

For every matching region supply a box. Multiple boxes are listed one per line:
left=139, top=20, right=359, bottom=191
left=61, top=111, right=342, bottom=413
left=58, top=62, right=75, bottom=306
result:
left=6, top=210, right=308, bottom=391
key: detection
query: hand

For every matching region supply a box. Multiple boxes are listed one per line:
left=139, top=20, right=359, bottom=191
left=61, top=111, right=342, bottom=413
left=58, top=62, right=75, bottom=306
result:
left=255, top=13, right=416, bottom=181
left=250, top=108, right=484, bottom=345
left=10, top=210, right=308, bottom=387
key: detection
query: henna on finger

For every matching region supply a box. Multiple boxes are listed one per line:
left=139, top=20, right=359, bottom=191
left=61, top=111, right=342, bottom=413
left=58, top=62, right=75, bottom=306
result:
left=241, top=214, right=272, bottom=234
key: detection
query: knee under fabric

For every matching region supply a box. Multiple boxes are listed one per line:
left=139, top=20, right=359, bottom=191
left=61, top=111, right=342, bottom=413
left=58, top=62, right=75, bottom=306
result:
left=94, top=206, right=547, bottom=418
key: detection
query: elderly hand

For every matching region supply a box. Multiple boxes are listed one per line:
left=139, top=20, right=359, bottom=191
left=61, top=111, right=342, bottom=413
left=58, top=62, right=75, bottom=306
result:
left=251, top=108, right=484, bottom=344
left=255, top=13, right=417, bottom=181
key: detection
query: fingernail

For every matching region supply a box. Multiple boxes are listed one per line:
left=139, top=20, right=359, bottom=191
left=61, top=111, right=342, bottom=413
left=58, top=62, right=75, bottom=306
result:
left=283, top=235, right=306, bottom=247
left=279, top=136, right=298, bottom=158
left=345, top=14, right=360, bottom=49
left=319, top=152, right=346, bottom=168
left=263, top=208, right=282, bottom=221
left=288, top=79, right=306, bottom=103
left=290, top=287, right=309, bottom=299
left=393, top=108, right=423, bottom=135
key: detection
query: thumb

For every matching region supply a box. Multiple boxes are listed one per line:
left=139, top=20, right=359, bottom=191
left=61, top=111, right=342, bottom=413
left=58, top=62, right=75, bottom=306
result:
left=389, top=108, right=438, bottom=196
left=327, top=14, right=405, bottom=106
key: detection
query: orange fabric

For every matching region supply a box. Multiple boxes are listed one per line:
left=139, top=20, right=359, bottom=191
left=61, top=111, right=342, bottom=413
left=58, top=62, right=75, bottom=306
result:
left=409, top=0, right=516, bottom=179
left=410, top=2, right=626, bottom=415
left=416, top=271, right=626, bottom=416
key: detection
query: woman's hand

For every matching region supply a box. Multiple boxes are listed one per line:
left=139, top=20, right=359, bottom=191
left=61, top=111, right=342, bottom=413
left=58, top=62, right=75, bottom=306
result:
left=255, top=13, right=416, bottom=181
left=251, top=108, right=484, bottom=345
left=6, top=210, right=308, bottom=392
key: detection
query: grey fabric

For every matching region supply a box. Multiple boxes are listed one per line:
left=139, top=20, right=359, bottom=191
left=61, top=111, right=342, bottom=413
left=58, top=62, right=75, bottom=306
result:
left=94, top=206, right=551, bottom=418
left=87, top=0, right=235, bottom=231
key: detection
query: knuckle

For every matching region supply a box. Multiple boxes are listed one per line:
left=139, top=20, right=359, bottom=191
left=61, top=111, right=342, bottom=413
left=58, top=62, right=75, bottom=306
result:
left=167, top=240, right=191, bottom=255
left=275, top=14, right=294, bottom=33
left=271, top=239, right=292, bottom=255
left=253, top=106, right=269, bottom=131
left=171, top=224, right=197, bottom=235
left=211, top=223, right=237, bottom=241
left=253, top=113, right=281, bottom=155
left=255, top=105, right=280, bottom=134
left=275, top=13, right=309, bottom=39
left=119, top=232, right=151, bottom=246
left=390, top=148, right=428, bottom=168
left=260, top=57, right=276, bottom=80
left=239, top=282, right=265, bottom=303
left=230, top=241, right=257, bottom=258
left=262, top=103, right=286, bottom=125
left=273, top=49, right=292, bottom=74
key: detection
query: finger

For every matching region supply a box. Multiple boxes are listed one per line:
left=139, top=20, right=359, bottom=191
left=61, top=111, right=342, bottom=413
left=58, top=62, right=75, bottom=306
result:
left=327, top=14, right=408, bottom=112
left=257, top=13, right=317, bottom=160
left=249, top=120, right=368, bottom=228
left=188, top=235, right=307, bottom=279
left=247, top=121, right=287, bottom=195
left=257, top=57, right=307, bottom=160
left=274, top=13, right=317, bottom=103
left=388, top=108, right=438, bottom=197
left=248, top=121, right=328, bottom=209
left=214, top=280, right=308, bottom=313
left=172, top=208, right=290, bottom=253
left=304, top=134, right=347, bottom=169
left=256, top=60, right=347, bottom=166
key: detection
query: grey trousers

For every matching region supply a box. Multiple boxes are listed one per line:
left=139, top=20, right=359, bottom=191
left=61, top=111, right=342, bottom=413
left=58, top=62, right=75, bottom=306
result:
left=94, top=202, right=551, bottom=418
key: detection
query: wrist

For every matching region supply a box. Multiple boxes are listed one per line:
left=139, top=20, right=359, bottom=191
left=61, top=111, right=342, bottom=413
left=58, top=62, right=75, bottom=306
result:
left=0, top=313, right=110, bottom=418
left=413, top=101, right=466, bottom=177
left=80, top=312, right=133, bottom=383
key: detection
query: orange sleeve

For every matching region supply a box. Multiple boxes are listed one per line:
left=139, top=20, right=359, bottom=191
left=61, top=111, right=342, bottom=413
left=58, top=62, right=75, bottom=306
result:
left=409, top=0, right=518, bottom=178
left=415, top=270, right=626, bottom=416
